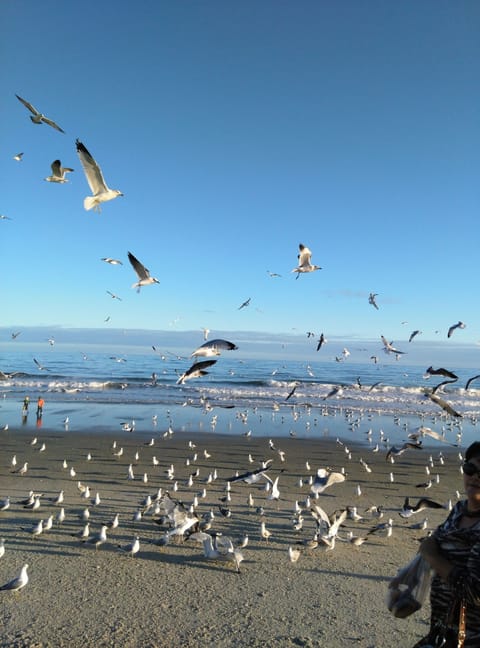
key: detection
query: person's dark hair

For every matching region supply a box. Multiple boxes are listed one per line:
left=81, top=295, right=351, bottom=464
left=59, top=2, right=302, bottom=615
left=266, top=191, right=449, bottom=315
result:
left=465, top=442, right=480, bottom=461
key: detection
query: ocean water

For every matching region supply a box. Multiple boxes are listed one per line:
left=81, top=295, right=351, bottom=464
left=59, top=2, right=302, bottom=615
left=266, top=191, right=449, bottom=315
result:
left=0, top=349, right=479, bottom=447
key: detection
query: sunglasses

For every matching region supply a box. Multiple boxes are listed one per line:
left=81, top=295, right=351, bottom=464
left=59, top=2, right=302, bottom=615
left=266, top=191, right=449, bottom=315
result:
left=462, top=461, right=480, bottom=478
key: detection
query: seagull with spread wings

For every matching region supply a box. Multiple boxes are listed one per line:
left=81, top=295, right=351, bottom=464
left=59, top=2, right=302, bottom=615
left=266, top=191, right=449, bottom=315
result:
left=76, top=139, right=123, bottom=212
left=447, top=321, right=466, bottom=338
left=191, top=339, right=238, bottom=358
left=381, top=335, right=405, bottom=355
left=16, top=94, right=64, bottom=132
left=127, top=252, right=159, bottom=291
left=292, top=243, right=321, bottom=279
left=176, top=359, right=217, bottom=385
left=44, top=159, right=74, bottom=183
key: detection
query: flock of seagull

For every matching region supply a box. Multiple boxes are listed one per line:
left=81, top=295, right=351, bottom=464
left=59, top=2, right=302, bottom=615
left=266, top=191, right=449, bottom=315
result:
left=0, top=411, right=468, bottom=593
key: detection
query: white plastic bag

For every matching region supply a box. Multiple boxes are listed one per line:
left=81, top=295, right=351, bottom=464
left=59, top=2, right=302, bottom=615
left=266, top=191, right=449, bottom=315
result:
left=387, top=553, right=432, bottom=618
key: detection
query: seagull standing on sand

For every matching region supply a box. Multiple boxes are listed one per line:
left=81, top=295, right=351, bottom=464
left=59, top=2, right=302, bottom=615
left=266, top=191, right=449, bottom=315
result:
left=76, top=139, right=123, bottom=212
left=16, top=94, right=65, bottom=132
left=0, top=564, right=29, bottom=592
left=292, top=243, right=321, bottom=278
left=44, top=159, right=74, bottom=183
left=127, top=252, right=159, bottom=291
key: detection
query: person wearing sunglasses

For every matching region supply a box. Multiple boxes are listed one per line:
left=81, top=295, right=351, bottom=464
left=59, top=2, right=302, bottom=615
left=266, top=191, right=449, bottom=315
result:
left=413, top=441, right=480, bottom=647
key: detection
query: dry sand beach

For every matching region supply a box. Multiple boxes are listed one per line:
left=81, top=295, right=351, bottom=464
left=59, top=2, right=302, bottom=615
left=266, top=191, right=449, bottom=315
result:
left=0, top=423, right=472, bottom=648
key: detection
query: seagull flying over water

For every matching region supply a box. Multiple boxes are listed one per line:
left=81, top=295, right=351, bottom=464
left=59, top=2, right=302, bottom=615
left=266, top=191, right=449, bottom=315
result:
left=176, top=359, right=217, bottom=385
left=76, top=139, right=123, bottom=212
left=310, top=468, right=345, bottom=496
left=16, top=94, right=64, bottom=132
left=447, top=321, right=466, bottom=338
left=368, top=293, right=379, bottom=309
left=127, top=252, right=159, bottom=291
left=409, top=330, right=422, bottom=343
left=44, top=159, right=74, bottom=183
left=381, top=335, right=405, bottom=355
left=191, top=339, right=238, bottom=358
left=292, top=243, right=321, bottom=279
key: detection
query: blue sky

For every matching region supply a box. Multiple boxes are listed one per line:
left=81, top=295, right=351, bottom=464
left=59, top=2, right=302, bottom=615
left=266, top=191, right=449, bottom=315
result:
left=1, top=2, right=479, bottom=361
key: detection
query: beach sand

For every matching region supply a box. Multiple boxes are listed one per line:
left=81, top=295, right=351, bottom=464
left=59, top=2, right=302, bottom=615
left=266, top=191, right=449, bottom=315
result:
left=0, top=423, right=467, bottom=647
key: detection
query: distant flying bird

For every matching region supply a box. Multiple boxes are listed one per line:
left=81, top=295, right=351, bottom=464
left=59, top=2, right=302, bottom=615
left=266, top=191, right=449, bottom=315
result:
left=101, top=257, right=123, bottom=265
left=447, top=321, right=466, bottom=338
left=285, top=383, right=298, bottom=401
left=381, top=335, right=405, bottom=355
left=238, top=298, right=251, bottom=310
left=13, top=152, right=24, bottom=161
left=191, top=339, right=238, bottom=358
left=106, top=290, right=122, bottom=301
left=127, top=251, right=159, bottom=291
left=44, top=159, right=74, bottom=183
left=0, top=214, right=13, bottom=221
left=76, top=139, right=123, bottom=212
left=15, top=94, right=65, bottom=132
left=11, top=331, right=21, bottom=339
left=426, top=366, right=458, bottom=380
left=176, top=360, right=217, bottom=385
left=465, top=374, right=480, bottom=391
left=292, top=243, right=321, bottom=278
left=267, top=270, right=282, bottom=278
left=409, top=330, right=422, bottom=343
left=33, top=358, right=50, bottom=371
left=316, top=333, right=326, bottom=351
left=368, top=293, right=379, bottom=309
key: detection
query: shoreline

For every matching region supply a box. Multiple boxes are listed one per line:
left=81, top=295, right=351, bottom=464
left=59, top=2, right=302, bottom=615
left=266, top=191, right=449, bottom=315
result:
left=0, top=424, right=473, bottom=647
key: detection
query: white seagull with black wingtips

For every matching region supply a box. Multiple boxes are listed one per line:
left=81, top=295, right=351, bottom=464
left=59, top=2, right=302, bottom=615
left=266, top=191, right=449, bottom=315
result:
left=76, top=139, right=123, bottom=212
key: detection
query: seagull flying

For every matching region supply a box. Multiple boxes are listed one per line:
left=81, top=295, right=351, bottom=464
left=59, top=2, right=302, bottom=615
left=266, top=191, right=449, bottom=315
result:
left=447, top=321, right=466, bottom=338
left=33, top=358, right=50, bottom=371
left=76, top=139, right=123, bottom=212
left=316, top=333, right=326, bottom=351
left=399, top=497, right=445, bottom=518
left=16, top=94, right=64, bottom=132
left=368, top=293, right=379, bottom=309
left=292, top=243, right=321, bottom=278
left=381, top=335, right=405, bottom=355
left=385, top=442, right=423, bottom=462
left=238, top=298, right=251, bottom=310
left=191, top=339, right=238, bottom=358
left=176, top=359, right=217, bottom=385
left=101, top=257, right=123, bottom=265
left=409, top=330, right=422, bottom=343
left=44, top=159, right=74, bottom=183
left=127, top=251, right=159, bottom=291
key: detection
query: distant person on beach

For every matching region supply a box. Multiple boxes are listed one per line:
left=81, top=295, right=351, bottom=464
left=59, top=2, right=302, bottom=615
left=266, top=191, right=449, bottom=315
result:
left=22, top=396, right=30, bottom=412
left=410, top=441, right=480, bottom=647
left=36, top=396, right=44, bottom=418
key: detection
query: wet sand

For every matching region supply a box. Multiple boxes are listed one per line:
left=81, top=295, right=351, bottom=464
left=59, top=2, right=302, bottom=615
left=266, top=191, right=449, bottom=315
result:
left=0, top=423, right=469, bottom=647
